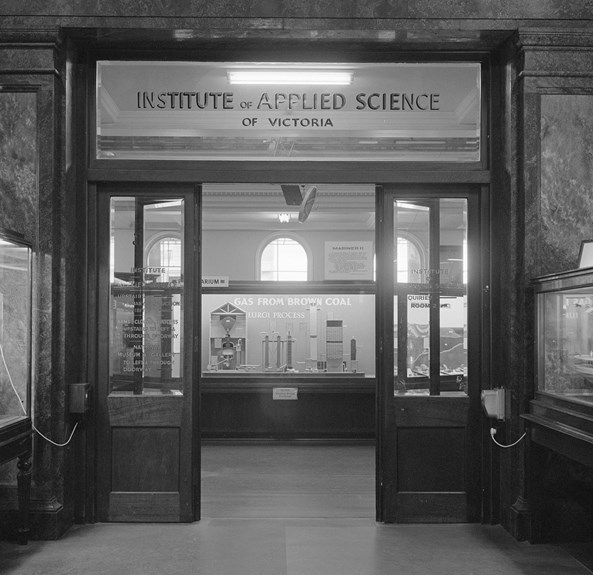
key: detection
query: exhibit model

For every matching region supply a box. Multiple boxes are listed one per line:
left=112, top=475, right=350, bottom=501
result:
left=207, top=300, right=360, bottom=374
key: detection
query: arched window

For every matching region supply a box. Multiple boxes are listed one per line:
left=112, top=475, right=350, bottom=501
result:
left=373, top=237, right=423, bottom=282
left=260, top=237, right=308, bottom=281
left=146, top=236, right=182, bottom=282
left=396, top=236, right=423, bottom=283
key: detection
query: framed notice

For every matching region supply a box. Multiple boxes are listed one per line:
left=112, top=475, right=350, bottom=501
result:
left=325, top=241, right=373, bottom=280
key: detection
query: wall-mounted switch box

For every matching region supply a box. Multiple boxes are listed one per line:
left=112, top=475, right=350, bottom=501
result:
left=69, top=382, right=90, bottom=414
left=481, top=388, right=506, bottom=420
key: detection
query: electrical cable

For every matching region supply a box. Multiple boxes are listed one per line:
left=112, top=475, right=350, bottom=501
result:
left=1, top=341, right=78, bottom=447
left=32, top=421, right=78, bottom=447
left=0, top=342, right=26, bottom=414
left=490, top=427, right=526, bottom=448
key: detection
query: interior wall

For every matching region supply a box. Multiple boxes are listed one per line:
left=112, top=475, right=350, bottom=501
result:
left=202, top=229, right=376, bottom=281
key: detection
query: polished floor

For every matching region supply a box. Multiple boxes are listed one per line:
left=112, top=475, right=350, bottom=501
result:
left=0, top=441, right=592, bottom=575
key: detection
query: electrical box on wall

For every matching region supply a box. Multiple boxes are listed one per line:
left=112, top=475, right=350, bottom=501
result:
left=481, top=388, right=506, bottom=420
left=69, top=382, right=90, bottom=414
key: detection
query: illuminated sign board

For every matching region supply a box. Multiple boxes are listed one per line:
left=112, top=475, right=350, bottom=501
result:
left=97, top=61, right=481, bottom=162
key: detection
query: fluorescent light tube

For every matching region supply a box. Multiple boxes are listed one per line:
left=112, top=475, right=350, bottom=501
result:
left=228, top=70, right=352, bottom=85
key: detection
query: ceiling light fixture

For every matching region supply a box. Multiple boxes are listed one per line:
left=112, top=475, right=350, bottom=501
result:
left=228, top=70, right=353, bottom=86
left=298, top=185, right=318, bottom=224
left=278, top=213, right=291, bottom=223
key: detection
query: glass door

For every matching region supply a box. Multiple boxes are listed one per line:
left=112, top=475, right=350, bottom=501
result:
left=95, top=186, right=198, bottom=522
left=377, top=186, right=483, bottom=523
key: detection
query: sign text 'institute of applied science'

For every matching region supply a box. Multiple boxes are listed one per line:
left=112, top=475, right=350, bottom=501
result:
left=97, top=62, right=481, bottom=161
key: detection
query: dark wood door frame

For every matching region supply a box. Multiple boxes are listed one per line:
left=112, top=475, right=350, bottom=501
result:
left=376, top=184, right=488, bottom=523
left=94, top=183, right=199, bottom=522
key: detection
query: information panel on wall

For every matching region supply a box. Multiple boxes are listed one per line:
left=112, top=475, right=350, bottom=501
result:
left=96, top=61, right=481, bottom=162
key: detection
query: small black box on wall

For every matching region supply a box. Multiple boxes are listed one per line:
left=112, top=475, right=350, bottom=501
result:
left=69, top=382, right=90, bottom=414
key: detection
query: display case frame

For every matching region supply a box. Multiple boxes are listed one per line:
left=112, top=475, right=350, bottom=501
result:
left=523, top=267, right=593, bottom=469
left=533, top=267, right=593, bottom=405
left=201, top=280, right=376, bottom=380
left=0, top=228, right=33, bottom=543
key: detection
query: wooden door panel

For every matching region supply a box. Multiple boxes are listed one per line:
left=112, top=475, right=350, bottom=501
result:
left=107, top=395, right=184, bottom=426
left=111, top=428, right=180, bottom=492
left=396, top=426, right=466, bottom=491
left=392, top=396, right=469, bottom=522
left=377, top=187, right=481, bottom=524
left=394, top=395, right=469, bottom=427
left=95, top=188, right=197, bottom=523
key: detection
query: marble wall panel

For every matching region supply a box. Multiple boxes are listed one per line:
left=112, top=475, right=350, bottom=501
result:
left=0, top=0, right=408, bottom=18
left=33, top=78, right=66, bottom=493
left=524, top=49, right=593, bottom=76
left=0, top=92, right=37, bottom=245
left=95, top=0, right=192, bottom=17
left=523, top=92, right=541, bottom=280
left=0, top=0, right=592, bottom=19
left=0, top=1, right=85, bottom=15
left=539, top=94, right=593, bottom=275
left=0, top=50, right=55, bottom=72
left=188, top=0, right=410, bottom=19
left=495, top=0, right=593, bottom=19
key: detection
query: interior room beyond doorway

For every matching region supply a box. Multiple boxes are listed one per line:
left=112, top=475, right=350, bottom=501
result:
left=200, top=183, right=377, bottom=440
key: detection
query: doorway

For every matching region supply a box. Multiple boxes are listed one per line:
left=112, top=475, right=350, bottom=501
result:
left=200, top=183, right=376, bottom=440
left=92, top=182, right=485, bottom=523
left=199, top=182, right=377, bottom=519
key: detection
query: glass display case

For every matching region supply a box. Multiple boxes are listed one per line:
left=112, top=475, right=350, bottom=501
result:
left=201, top=292, right=375, bottom=377
left=0, top=228, right=33, bottom=544
left=535, top=267, right=593, bottom=404
left=0, top=229, right=32, bottom=425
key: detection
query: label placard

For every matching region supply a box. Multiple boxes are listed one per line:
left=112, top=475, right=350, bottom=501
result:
left=202, top=276, right=229, bottom=288
left=273, top=387, right=298, bottom=400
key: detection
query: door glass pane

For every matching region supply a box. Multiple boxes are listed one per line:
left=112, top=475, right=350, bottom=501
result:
left=440, top=295, right=467, bottom=381
left=439, top=199, right=467, bottom=289
left=439, top=199, right=468, bottom=387
left=407, top=295, right=431, bottom=379
left=109, top=197, right=184, bottom=395
left=394, top=197, right=468, bottom=395
left=394, top=202, right=429, bottom=285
